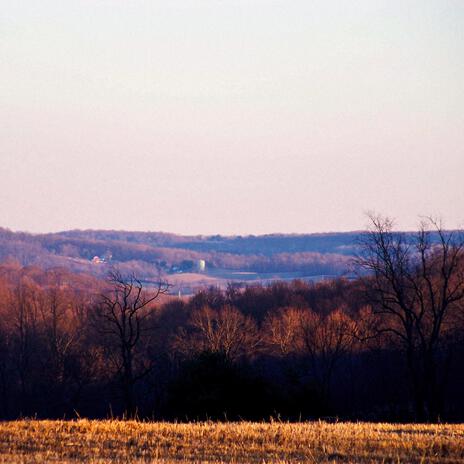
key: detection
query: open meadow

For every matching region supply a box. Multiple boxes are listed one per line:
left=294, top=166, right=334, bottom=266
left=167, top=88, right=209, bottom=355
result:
left=0, top=420, right=463, bottom=463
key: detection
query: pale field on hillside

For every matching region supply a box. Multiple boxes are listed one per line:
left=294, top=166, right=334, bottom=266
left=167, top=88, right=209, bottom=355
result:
left=0, top=420, right=463, bottom=463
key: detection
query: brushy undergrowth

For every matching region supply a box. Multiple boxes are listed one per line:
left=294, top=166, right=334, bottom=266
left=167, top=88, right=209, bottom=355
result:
left=0, top=420, right=463, bottom=463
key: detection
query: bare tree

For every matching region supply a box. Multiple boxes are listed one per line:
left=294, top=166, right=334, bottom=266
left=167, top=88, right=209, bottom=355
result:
left=263, top=307, right=304, bottom=356
left=300, top=308, right=356, bottom=403
left=8, top=280, right=41, bottom=413
left=94, top=270, right=169, bottom=417
left=174, top=305, right=260, bottom=362
left=355, top=214, right=464, bottom=420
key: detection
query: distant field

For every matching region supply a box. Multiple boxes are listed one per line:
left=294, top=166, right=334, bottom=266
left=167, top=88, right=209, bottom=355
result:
left=0, top=420, right=463, bottom=463
left=163, top=270, right=338, bottom=295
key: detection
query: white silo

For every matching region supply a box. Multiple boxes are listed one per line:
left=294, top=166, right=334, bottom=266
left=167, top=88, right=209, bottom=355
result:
left=196, top=259, right=206, bottom=272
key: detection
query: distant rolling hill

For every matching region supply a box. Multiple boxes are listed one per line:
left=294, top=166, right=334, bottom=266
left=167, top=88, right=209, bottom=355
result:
left=0, top=228, right=363, bottom=292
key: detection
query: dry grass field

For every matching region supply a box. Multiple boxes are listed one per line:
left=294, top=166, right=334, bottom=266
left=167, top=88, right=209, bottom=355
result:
left=0, top=420, right=463, bottom=463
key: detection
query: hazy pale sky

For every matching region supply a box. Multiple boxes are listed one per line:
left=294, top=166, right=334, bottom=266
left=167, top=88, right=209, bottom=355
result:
left=1, top=0, right=463, bottom=235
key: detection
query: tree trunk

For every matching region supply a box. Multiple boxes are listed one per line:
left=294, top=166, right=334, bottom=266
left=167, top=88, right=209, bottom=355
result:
left=122, top=345, right=135, bottom=418
left=424, top=354, right=441, bottom=422
left=407, top=346, right=425, bottom=421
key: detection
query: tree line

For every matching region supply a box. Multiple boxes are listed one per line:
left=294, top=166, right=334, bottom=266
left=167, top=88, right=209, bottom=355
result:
left=0, top=216, right=463, bottom=422
left=0, top=228, right=350, bottom=276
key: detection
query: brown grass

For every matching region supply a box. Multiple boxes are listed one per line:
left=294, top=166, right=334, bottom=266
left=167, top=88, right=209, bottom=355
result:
left=0, top=420, right=463, bottom=463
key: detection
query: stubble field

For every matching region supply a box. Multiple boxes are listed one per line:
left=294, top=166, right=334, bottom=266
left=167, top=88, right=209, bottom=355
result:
left=0, top=420, right=463, bottom=463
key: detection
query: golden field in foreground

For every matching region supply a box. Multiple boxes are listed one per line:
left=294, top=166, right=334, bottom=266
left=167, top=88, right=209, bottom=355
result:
left=0, top=420, right=463, bottom=463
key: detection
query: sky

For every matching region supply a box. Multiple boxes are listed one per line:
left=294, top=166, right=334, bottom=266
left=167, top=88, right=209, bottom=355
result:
left=1, top=0, right=463, bottom=235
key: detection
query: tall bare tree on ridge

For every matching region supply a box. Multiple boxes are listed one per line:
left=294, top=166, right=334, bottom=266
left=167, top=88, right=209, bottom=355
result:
left=94, top=270, right=170, bottom=418
left=355, top=214, right=464, bottom=420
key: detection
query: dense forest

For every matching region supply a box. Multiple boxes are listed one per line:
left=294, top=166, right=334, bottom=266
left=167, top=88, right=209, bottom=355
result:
left=0, top=219, right=463, bottom=422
